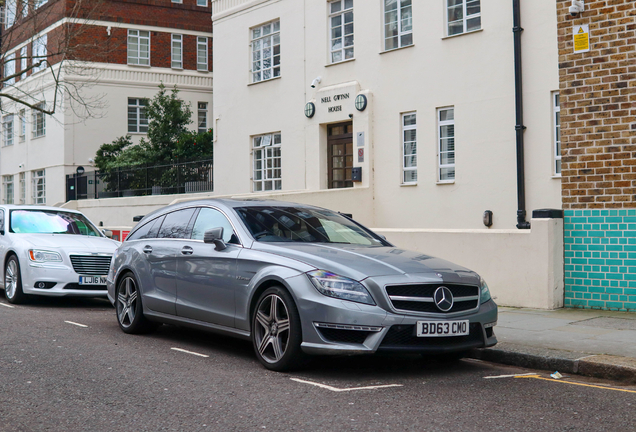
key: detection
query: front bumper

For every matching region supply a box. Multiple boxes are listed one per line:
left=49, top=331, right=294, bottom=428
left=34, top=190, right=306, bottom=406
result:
left=286, top=274, right=498, bottom=356
left=20, top=262, right=108, bottom=298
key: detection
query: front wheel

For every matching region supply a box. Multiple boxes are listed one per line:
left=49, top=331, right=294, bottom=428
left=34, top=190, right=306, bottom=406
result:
left=5, top=255, right=26, bottom=304
left=252, top=287, right=303, bottom=371
left=116, top=272, right=157, bottom=334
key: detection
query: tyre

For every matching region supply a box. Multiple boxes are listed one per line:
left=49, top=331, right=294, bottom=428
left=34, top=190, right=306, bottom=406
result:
left=252, top=287, right=303, bottom=372
left=115, top=272, right=158, bottom=334
left=4, top=255, right=26, bottom=304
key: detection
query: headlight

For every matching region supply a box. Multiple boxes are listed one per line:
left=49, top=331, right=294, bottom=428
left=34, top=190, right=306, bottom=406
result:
left=28, top=250, right=62, bottom=263
left=307, top=270, right=375, bottom=305
left=480, top=277, right=492, bottom=304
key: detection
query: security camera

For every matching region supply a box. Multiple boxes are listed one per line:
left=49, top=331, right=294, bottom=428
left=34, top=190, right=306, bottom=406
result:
left=569, top=0, right=584, bottom=16
left=88, top=158, right=95, bottom=163
left=18, top=163, right=24, bottom=169
left=310, top=76, right=322, bottom=88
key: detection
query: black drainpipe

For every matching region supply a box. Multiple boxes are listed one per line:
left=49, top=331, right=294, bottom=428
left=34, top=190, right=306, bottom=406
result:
left=513, top=0, right=531, bottom=229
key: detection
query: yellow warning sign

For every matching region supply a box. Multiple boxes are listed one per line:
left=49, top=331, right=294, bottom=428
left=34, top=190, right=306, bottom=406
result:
left=573, top=24, right=590, bottom=53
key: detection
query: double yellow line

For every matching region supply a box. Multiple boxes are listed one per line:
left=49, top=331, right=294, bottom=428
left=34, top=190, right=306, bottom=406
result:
left=516, top=374, right=636, bottom=394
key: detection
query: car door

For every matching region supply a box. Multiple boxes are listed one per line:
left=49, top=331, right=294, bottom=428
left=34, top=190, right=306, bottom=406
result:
left=175, top=207, right=241, bottom=327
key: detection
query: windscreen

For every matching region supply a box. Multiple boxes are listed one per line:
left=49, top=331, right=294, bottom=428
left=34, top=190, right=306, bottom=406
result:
left=10, top=210, right=102, bottom=236
left=235, top=206, right=386, bottom=245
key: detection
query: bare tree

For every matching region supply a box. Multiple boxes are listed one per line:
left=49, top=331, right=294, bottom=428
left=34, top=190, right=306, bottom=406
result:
left=0, top=0, right=118, bottom=119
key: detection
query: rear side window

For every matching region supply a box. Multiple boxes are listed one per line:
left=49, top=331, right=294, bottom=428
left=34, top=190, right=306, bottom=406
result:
left=126, top=215, right=165, bottom=241
left=157, top=208, right=197, bottom=239
left=191, top=207, right=237, bottom=243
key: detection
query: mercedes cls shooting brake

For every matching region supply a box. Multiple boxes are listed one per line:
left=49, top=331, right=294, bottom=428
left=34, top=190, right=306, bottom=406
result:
left=108, top=199, right=497, bottom=371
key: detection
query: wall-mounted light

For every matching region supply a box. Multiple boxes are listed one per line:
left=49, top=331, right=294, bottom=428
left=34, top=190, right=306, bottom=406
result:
left=310, top=76, right=322, bottom=88
left=483, top=210, right=493, bottom=228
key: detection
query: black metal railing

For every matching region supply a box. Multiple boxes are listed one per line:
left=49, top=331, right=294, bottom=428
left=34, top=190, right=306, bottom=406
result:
left=66, top=159, right=213, bottom=201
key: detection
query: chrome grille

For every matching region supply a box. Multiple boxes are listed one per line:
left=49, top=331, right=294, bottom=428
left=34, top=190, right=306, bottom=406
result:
left=69, top=255, right=112, bottom=275
left=385, top=283, right=480, bottom=314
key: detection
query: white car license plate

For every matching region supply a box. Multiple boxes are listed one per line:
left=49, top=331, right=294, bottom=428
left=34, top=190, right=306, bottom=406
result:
left=416, top=320, right=469, bottom=337
left=79, top=275, right=108, bottom=285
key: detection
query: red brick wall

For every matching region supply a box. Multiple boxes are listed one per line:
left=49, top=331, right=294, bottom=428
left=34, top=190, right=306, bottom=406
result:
left=558, top=0, right=636, bottom=209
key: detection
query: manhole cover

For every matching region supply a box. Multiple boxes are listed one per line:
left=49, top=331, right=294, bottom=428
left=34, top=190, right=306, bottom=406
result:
left=573, top=317, right=636, bottom=331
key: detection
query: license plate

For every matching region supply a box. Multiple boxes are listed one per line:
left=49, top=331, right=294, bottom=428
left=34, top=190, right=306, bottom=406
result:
left=416, top=320, right=469, bottom=337
left=79, top=275, right=108, bottom=285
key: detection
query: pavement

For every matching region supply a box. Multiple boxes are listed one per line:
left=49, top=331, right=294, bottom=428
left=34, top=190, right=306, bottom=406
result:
left=468, top=306, right=636, bottom=383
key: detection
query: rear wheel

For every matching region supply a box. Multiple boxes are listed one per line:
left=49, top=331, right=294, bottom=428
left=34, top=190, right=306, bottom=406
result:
left=116, top=272, right=157, bottom=334
left=4, top=255, right=26, bottom=304
left=252, top=287, right=303, bottom=371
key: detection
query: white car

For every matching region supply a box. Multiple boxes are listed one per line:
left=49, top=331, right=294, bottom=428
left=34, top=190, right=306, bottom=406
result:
left=0, top=205, right=120, bottom=304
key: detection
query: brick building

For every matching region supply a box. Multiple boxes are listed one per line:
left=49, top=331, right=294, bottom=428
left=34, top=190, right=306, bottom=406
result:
left=0, top=0, right=213, bottom=205
left=558, top=0, right=636, bottom=310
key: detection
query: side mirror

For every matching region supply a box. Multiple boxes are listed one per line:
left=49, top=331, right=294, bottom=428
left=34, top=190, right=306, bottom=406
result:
left=204, top=227, right=227, bottom=251
left=378, top=234, right=387, bottom=241
left=102, top=229, right=113, bottom=239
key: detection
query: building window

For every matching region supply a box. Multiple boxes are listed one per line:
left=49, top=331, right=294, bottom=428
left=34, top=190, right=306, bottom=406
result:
left=32, top=34, right=47, bottom=73
left=4, top=53, right=15, bottom=86
left=3, top=114, right=14, bottom=147
left=384, top=0, right=413, bottom=51
left=19, top=172, right=25, bottom=204
left=198, top=102, right=208, bottom=133
left=20, top=46, right=27, bottom=80
left=32, top=103, right=46, bottom=138
left=197, top=0, right=208, bottom=5
left=329, top=0, right=354, bottom=63
left=402, top=112, right=417, bottom=184
left=32, top=170, right=45, bottom=204
left=18, top=109, right=25, bottom=142
left=171, top=0, right=183, bottom=3
left=197, top=37, right=208, bottom=71
left=553, top=92, right=561, bottom=177
left=128, top=98, right=148, bottom=133
left=35, top=0, right=48, bottom=9
left=6, top=0, right=17, bottom=27
left=251, top=20, right=281, bottom=83
left=253, top=133, right=282, bottom=191
left=437, top=107, right=455, bottom=182
left=3, top=176, right=14, bottom=204
left=127, top=30, right=150, bottom=66
left=171, top=34, right=183, bottom=69
left=447, top=0, right=481, bottom=36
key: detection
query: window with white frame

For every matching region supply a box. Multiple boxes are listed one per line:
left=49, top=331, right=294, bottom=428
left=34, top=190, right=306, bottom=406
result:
left=198, top=102, right=208, bottom=133
left=35, top=0, right=48, bottom=9
left=4, top=52, right=16, bottom=86
left=384, top=0, right=413, bottom=51
left=171, top=34, right=183, bottom=69
left=197, top=0, right=208, bottom=5
left=253, top=133, right=282, bottom=191
left=3, top=114, right=14, bottom=147
left=3, top=175, right=14, bottom=204
left=5, top=0, right=17, bottom=27
left=437, top=107, right=455, bottom=182
left=402, top=112, right=417, bottom=184
left=127, top=30, right=150, bottom=66
left=447, top=0, right=481, bottom=36
left=19, top=172, right=25, bottom=204
left=329, top=0, right=354, bottom=63
left=20, top=46, right=27, bottom=79
left=197, top=37, right=208, bottom=71
left=32, top=103, right=46, bottom=138
left=18, top=109, right=25, bottom=142
left=251, top=20, right=281, bottom=83
left=553, top=92, right=561, bottom=176
left=128, top=98, right=148, bottom=133
left=32, top=34, right=47, bottom=73
left=32, top=170, right=45, bottom=204
left=171, top=0, right=183, bottom=3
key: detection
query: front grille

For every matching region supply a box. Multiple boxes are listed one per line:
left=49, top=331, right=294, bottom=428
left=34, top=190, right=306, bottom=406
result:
left=378, top=323, right=483, bottom=351
left=63, top=283, right=107, bottom=291
left=385, top=283, right=479, bottom=314
left=70, top=255, right=112, bottom=275
left=317, top=328, right=370, bottom=344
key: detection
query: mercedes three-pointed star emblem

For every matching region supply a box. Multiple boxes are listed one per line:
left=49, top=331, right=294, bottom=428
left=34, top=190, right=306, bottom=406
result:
left=433, top=286, right=454, bottom=312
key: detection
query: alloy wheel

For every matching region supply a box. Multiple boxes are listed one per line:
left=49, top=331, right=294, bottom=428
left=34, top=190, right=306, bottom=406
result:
left=254, top=294, right=291, bottom=363
left=117, top=276, right=138, bottom=328
left=5, top=259, right=18, bottom=299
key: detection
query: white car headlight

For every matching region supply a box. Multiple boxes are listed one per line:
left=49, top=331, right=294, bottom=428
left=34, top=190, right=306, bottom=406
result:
left=28, top=250, right=62, bottom=263
left=307, top=270, right=375, bottom=305
left=480, top=277, right=492, bottom=304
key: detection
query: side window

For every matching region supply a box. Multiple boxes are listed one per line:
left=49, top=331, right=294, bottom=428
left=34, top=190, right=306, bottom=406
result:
left=0, top=210, right=4, bottom=232
left=126, top=215, right=165, bottom=241
left=191, top=207, right=237, bottom=244
left=157, top=208, right=197, bottom=239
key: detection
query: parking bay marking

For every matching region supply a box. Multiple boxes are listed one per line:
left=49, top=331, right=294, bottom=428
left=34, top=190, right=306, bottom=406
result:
left=64, top=321, right=88, bottom=328
left=291, top=378, right=403, bottom=392
left=171, top=348, right=209, bottom=358
left=484, top=373, right=540, bottom=379
left=0, top=302, right=15, bottom=308
left=514, top=374, right=636, bottom=394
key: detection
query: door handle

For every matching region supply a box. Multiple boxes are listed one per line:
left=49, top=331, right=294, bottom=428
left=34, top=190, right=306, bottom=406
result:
left=143, top=245, right=153, bottom=254
left=181, top=246, right=194, bottom=255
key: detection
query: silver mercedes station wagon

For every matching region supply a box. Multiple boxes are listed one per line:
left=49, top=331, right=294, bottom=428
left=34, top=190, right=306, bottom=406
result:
left=107, top=199, right=497, bottom=371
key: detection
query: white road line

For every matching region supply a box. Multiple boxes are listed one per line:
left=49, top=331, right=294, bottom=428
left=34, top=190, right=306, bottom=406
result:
left=290, top=378, right=403, bottom=392
left=171, top=347, right=209, bottom=358
left=64, top=321, right=88, bottom=328
left=0, top=302, right=15, bottom=308
left=484, top=373, right=539, bottom=379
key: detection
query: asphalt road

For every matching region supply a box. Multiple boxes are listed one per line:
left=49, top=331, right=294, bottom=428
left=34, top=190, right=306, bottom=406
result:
left=1, top=297, right=635, bottom=432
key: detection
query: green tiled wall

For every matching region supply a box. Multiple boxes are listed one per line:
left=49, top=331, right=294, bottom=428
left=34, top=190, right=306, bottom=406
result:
left=564, top=209, right=636, bottom=311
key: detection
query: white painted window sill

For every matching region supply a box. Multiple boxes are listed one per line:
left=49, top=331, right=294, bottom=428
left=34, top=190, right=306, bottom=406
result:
left=400, top=183, right=417, bottom=187
left=436, top=180, right=455, bottom=185
left=380, top=44, right=414, bottom=55
left=325, top=58, right=355, bottom=68
left=442, top=28, right=483, bottom=40
left=248, top=76, right=281, bottom=86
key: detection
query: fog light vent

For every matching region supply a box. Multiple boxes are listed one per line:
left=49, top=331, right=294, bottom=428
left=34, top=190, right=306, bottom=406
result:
left=35, top=282, right=57, bottom=289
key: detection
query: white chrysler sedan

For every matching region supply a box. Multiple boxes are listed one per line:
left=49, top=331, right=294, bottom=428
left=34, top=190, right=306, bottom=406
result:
left=0, top=205, right=120, bottom=304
